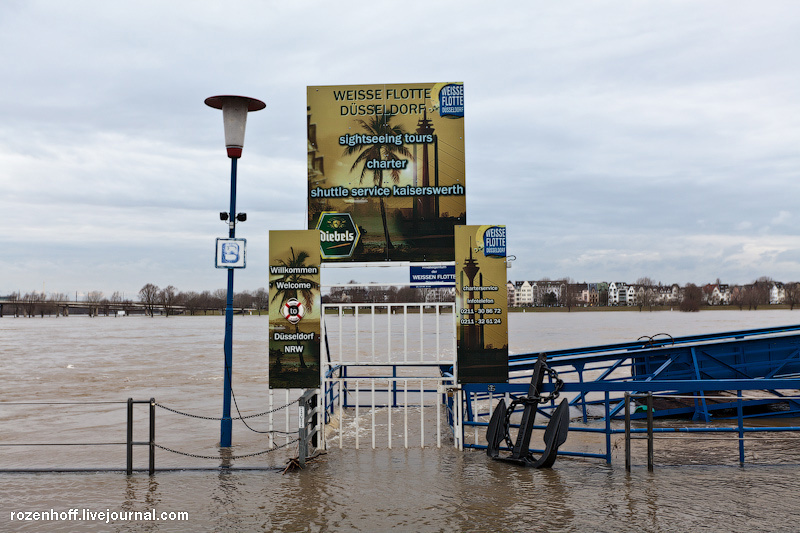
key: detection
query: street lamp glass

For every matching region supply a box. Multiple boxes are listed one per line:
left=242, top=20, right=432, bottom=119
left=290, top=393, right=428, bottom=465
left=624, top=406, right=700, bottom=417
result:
left=221, top=98, right=248, bottom=158
left=204, top=95, right=266, bottom=158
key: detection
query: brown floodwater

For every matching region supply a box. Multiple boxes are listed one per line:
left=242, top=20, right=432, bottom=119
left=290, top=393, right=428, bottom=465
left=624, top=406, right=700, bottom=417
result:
left=2, top=311, right=800, bottom=532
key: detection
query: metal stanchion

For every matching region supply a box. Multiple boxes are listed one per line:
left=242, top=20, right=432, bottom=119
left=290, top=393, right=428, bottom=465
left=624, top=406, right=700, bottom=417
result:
left=624, top=392, right=631, bottom=471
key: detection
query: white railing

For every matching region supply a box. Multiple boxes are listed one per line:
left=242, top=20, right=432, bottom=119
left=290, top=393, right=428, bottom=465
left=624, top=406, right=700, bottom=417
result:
left=321, top=302, right=458, bottom=449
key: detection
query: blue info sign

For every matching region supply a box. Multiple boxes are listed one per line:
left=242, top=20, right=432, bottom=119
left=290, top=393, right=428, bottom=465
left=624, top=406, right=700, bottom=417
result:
left=410, top=265, right=455, bottom=288
left=215, top=238, right=246, bottom=269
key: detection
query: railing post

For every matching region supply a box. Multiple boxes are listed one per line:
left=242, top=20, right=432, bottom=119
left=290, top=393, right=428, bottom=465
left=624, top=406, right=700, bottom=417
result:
left=127, top=398, right=133, bottom=475
left=624, top=392, right=631, bottom=472
left=605, top=391, right=612, bottom=465
left=149, top=398, right=155, bottom=475
left=646, top=392, right=654, bottom=472
left=298, top=394, right=308, bottom=468
left=311, top=392, right=319, bottom=450
left=737, top=390, right=745, bottom=465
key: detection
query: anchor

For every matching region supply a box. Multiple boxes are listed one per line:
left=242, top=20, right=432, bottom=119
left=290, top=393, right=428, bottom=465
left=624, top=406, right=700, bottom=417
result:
left=486, top=354, right=570, bottom=468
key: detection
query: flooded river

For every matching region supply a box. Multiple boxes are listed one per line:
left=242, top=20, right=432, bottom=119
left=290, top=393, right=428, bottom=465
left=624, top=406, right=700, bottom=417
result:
left=2, top=310, right=800, bottom=531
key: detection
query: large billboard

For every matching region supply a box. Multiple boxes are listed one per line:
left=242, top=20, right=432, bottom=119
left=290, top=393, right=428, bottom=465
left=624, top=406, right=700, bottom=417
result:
left=455, top=225, right=508, bottom=383
left=307, top=82, right=466, bottom=262
left=268, top=230, right=321, bottom=389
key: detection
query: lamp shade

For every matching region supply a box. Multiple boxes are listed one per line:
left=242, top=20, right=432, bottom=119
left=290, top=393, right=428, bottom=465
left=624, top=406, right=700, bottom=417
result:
left=205, top=95, right=266, bottom=158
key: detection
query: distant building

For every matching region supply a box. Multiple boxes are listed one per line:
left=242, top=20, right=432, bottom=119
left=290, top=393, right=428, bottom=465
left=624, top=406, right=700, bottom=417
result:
left=506, top=281, right=517, bottom=307
left=608, top=282, right=627, bottom=306
left=771, top=282, right=785, bottom=305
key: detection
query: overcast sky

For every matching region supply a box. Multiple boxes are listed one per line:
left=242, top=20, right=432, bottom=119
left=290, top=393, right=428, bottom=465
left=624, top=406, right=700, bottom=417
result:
left=2, top=1, right=799, bottom=298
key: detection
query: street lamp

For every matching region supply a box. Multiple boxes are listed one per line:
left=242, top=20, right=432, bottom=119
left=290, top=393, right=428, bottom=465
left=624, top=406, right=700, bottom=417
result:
left=205, top=95, right=265, bottom=448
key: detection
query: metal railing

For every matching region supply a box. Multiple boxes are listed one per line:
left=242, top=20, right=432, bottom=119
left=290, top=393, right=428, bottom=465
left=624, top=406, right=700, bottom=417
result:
left=127, top=398, right=155, bottom=475
left=461, top=379, right=800, bottom=465
left=1, top=396, right=303, bottom=474
left=623, top=391, right=800, bottom=470
left=322, top=302, right=458, bottom=449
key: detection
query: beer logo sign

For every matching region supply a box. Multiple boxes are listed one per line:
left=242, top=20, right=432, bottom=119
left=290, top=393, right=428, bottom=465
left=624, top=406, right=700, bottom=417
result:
left=282, top=298, right=305, bottom=324
left=315, top=212, right=361, bottom=259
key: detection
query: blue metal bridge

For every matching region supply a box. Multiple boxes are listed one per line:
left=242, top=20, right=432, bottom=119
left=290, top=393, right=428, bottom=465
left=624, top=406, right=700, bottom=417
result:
left=453, top=324, right=800, bottom=464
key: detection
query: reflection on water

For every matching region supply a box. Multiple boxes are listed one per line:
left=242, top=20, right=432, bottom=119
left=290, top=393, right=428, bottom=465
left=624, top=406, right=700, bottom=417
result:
left=2, top=311, right=800, bottom=531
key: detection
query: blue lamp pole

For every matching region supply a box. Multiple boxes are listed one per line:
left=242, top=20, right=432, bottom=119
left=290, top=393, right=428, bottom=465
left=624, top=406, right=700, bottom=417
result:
left=205, top=95, right=265, bottom=448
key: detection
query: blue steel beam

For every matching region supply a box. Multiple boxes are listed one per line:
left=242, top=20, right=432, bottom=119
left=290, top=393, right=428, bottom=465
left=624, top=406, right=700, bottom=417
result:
left=508, top=324, right=800, bottom=374
left=464, top=378, right=800, bottom=394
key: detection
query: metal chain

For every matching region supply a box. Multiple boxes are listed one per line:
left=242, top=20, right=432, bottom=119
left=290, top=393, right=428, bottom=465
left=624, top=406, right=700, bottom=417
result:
left=154, top=398, right=299, bottom=421
left=500, top=364, right=565, bottom=449
left=538, top=366, right=564, bottom=404
left=153, top=438, right=299, bottom=460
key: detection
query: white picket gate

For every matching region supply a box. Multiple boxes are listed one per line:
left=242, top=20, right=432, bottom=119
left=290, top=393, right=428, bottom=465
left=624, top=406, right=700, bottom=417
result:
left=320, top=302, right=461, bottom=450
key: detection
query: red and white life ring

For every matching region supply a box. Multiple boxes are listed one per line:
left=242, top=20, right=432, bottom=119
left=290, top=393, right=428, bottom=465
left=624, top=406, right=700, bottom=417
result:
left=282, top=298, right=305, bottom=324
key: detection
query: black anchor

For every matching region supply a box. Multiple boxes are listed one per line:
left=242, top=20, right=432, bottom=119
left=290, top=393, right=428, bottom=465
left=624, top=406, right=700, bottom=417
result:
left=485, top=354, right=570, bottom=468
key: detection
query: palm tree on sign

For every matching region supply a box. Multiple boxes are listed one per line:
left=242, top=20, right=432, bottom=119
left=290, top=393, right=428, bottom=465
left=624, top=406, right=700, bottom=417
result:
left=269, top=247, right=319, bottom=368
left=342, top=113, right=413, bottom=257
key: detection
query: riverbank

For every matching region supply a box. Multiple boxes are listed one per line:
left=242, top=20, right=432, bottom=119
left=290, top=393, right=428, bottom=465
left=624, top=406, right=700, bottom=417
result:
left=509, top=304, right=800, bottom=313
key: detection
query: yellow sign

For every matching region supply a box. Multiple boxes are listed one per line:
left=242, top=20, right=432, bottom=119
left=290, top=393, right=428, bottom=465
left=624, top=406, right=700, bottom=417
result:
left=268, top=230, right=321, bottom=389
left=455, top=225, right=508, bottom=383
left=307, top=82, right=466, bottom=262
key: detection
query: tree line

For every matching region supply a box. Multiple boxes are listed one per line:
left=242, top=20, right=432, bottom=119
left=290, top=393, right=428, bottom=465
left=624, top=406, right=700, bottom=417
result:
left=6, top=276, right=796, bottom=318
left=135, top=284, right=272, bottom=316
left=1, top=286, right=272, bottom=317
left=552, top=276, right=800, bottom=312
left=2, top=282, right=447, bottom=318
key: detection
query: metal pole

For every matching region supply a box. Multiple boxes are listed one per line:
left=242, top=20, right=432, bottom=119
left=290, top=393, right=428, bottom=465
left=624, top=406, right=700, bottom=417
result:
left=646, top=392, right=654, bottom=472
left=624, top=392, right=631, bottom=471
left=298, top=398, right=307, bottom=468
left=127, top=398, right=133, bottom=475
left=737, top=390, right=745, bottom=465
left=605, top=391, right=612, bottom=465
left=221, top=157, right=238, bottom=448
left=149, top=398, right=155, bottom=475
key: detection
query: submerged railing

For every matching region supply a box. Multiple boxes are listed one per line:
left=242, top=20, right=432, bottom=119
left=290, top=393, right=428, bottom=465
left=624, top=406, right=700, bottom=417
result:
left=0, top=395, right=306, bottom=474
left=460, top=378, right=800, bottom=465
left=321, top=302, right=458, bottom=449
left=624, top=391, right=800, bottom=470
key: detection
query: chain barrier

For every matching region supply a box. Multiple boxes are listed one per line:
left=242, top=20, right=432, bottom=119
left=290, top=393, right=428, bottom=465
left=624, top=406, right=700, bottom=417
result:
left=153, top=438, right=299, bottom=460
left=154, top=398, right=300, bottom=421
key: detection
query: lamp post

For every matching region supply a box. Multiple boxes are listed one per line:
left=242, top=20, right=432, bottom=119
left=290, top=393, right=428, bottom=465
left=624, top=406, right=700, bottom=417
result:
left=205, top=95, right=265, bottom=448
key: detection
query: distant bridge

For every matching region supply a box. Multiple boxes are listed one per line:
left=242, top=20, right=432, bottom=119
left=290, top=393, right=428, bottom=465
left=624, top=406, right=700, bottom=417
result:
left=0, top=297, right=258, bottom=317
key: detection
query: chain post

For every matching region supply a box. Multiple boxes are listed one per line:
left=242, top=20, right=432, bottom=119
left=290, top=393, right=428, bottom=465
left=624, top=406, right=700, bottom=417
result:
left=149, top=398, right=155, bottom=475
left=126, top=398, right=133, bottom=475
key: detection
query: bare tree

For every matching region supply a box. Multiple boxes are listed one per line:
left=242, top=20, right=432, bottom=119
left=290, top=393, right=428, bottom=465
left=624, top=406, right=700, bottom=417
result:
left=139, top=284, right=160, bottom=317
left=212, top=289, right=227, bottom=314
left=181, top=291, right=200, bottom=315
left=9, top=291, right=20, bottom=317
left=743, top=277, right=772, bottom=310
left=635, top=277, right=657, bottom=311
left=48, top=292, right=67, bottom=317
left=253, top=288, right=269, bottom=315
left=233, top=290, right=255, bottom=310
left=785, top=282, right=800, bottom=310
left=680, top=283, right=702, bottom=312
left=159, top=285, right=177, bottom=317
left=86, top=291, right=104, bottom=317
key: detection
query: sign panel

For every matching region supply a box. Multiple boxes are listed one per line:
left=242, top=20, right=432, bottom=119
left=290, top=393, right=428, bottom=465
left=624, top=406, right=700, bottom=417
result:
left=316, top=211, right=361, bottom=259
left=307, top=82, right=466, bottom=263
left=268, top=230, right=321, bottom=389
left=215, top=238, right=246, bottom=269
left=455, top=225, right=508, bottom=383
left=410, top=265, right=455, bottom=288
